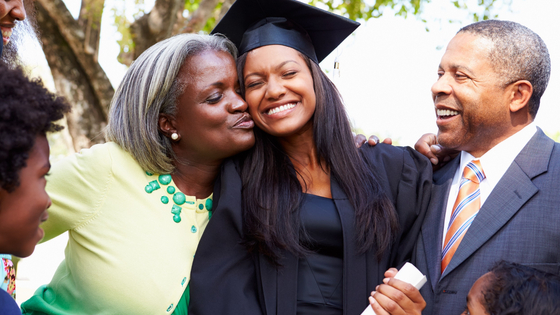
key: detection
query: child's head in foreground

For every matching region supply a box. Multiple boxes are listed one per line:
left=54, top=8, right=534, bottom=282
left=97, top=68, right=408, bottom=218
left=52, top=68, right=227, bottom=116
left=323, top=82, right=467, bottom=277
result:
left=0, top=62, right=69, bottom=257
left=462, top=260, right=560, bottom=315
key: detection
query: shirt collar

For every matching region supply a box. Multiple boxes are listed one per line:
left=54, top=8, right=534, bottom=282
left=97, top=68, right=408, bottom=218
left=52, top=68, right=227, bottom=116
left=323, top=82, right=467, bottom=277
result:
left=459, top=122, right=537, bottom=184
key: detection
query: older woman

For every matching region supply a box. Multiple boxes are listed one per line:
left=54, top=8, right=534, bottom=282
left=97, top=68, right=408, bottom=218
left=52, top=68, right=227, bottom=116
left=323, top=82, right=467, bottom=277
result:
left=21, top=34, right=254, bottom=315
left=0, top=62, right=70, bottom=314
left=188, top=1, right=432, bottom=314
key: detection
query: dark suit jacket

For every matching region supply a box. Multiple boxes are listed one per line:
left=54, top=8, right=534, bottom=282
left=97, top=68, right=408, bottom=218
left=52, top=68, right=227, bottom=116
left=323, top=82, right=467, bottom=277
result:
left=414, top=128, right=560, bottom=315
left=189, top=144, right=432, bottom=315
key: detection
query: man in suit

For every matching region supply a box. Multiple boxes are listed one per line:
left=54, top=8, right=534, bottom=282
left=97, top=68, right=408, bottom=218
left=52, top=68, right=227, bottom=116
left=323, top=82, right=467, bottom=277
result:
left=413, top=20, right=560, bottom=315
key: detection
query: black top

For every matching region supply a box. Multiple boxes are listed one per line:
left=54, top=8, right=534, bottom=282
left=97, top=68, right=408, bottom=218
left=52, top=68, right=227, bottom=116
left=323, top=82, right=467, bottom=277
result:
left=297, top=193, right=343, bottom=314
left=188, top=144, right=432, bottom=315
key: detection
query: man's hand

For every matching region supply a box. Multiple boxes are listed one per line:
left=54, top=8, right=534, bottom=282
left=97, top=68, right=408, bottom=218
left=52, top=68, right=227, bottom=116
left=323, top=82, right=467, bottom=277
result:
left=414, top=133, right=458, bottom=169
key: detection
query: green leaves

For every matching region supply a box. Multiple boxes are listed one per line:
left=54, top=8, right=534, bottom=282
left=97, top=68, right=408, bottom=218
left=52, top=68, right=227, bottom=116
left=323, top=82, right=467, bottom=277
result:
left=106, top=0, right=510, bottom=66
left=307, top=0, right=506, bottom=23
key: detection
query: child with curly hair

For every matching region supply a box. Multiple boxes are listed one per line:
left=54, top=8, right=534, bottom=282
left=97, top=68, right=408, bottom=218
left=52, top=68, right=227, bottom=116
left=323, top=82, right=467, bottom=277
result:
left=0, top=61, right=70, bottom=314
left=462, top=260, right=560, bottom=315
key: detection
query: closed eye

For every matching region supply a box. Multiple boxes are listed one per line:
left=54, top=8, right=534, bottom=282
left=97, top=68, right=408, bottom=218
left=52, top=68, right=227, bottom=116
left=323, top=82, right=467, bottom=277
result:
left=206, top=93, right=223, bottom=104
left=245, top=81, right=262, bottom=89
left=282, top=71, right=297, bottom=78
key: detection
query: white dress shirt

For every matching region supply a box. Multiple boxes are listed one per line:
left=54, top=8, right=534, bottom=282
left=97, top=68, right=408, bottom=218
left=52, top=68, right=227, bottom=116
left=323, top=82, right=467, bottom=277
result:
left=441, top=123, right=538, bottom=246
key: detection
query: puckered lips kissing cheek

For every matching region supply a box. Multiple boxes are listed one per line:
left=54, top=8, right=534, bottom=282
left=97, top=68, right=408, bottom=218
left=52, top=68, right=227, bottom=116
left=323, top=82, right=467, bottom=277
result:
left=1, top=25, right=14, bottom=45
left=232, top=112, right=255, bottom=129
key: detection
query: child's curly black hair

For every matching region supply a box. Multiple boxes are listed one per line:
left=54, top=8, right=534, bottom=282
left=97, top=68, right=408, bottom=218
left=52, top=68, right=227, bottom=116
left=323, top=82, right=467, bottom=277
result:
left=483, top=260, right=560, bottom=315
left=0, top=62, right=71, bottom=192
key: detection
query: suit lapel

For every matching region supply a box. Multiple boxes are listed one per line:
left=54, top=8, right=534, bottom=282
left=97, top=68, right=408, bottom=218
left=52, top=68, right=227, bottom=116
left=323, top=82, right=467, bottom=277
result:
left=442, top=129, right=554, bottom=277
left=422, top=158, right=458, bottom=290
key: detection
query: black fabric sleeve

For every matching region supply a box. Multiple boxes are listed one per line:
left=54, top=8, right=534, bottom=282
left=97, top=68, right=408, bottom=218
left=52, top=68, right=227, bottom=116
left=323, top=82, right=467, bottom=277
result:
left=360, top=144, right=433, bottom=267
left=188, top=159, right=263, bottom=315
left=392, top=146, right=433, bottom=267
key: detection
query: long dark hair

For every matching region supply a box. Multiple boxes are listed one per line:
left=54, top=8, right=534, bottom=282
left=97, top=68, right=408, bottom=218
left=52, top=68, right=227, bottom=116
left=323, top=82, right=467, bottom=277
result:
left=237, top=52, right=398, bottom=263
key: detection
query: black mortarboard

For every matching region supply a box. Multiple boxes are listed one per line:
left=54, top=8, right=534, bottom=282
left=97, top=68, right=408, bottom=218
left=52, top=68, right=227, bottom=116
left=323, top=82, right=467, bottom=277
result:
left=212, top=0, right=360, bottom=64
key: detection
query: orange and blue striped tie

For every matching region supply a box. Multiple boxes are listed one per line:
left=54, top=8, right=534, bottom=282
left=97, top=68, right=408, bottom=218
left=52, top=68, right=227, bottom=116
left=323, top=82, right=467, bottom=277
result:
left=441, top=160, right=485, bottom=274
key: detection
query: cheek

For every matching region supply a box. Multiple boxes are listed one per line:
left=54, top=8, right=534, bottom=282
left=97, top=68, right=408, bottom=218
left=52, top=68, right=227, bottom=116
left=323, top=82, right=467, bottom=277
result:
left=38, top=187, right=51, bottom=210
left=308, top=94, right=317, bottom=111
left=302, top=78, right=316, bottom=107
left=193, top=108, right=228, bottom=128
left=244, top=93, right=260, bottom=113
left=245, top=98, right=264, bottom=126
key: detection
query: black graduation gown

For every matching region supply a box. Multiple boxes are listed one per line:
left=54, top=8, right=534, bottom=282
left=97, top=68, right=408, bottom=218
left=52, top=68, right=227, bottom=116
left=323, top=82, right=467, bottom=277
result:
left=188, top=144, right=432, bottom=315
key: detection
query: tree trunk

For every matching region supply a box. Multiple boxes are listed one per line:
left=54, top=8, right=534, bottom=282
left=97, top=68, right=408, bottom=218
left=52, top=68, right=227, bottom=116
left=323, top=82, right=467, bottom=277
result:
left=35, top=0, right=113, bottom=151
left=179, top=0, right=235, bottom=33
left=126, top=0, right=231, bottom=63
left=78, top=0, right=104, bottom=62
left=181, top=0, right=220, bottom=34
left=127, top=0, right=184, bottom=65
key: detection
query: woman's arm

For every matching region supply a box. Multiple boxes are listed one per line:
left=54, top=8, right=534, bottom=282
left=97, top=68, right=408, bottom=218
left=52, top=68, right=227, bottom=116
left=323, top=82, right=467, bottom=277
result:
left=40, top=144, right=112, bottom=242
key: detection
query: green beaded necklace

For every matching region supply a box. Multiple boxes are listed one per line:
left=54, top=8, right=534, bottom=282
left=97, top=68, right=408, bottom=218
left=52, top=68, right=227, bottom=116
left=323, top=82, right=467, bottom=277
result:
left=144, top=172, right=212, bottom=223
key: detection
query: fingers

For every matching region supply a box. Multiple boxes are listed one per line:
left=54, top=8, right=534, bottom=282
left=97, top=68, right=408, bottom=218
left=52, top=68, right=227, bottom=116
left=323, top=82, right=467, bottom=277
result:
left=439, top=147, right=459, bottom=162
left=430, top=144, right=442, bottom=156
left=431, top=145, right=460, bottom=171
left=368, top=135, right=393, bottom=146
left=359, top=134, right=393, bottom=147
left=367, top=135, right=380, bottom=146
left=381, top=137, right=393, bottom=145
left=384, top=277, right=425, bottom=306
left=369, top=294, right=391, bottom=315
left=414, top=133, right=439, bottom=165
left=370, top=290, right=404, bottom=315
left=384, top=268, right=398, bottom=278
left=354, top=133, right=368, bottom=148
left=370, top=278, right=426, bottom=315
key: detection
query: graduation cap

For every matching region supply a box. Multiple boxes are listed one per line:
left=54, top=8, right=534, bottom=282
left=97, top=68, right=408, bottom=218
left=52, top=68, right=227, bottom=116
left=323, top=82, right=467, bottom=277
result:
left=211, top=0, right=360, bottom=64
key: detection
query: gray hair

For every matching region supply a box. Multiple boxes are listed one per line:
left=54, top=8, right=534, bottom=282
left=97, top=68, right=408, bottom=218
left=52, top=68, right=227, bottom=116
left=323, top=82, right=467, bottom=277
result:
left=1, top=19, right=37, bottom=66
left=106, top=34, right=237, bottom=174
left=459, top=20, right=550, bottom=117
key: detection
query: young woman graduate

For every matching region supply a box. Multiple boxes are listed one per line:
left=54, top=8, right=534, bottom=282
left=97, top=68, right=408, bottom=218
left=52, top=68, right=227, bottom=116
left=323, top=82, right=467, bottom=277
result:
left=188, top=1, right=432, bottom=314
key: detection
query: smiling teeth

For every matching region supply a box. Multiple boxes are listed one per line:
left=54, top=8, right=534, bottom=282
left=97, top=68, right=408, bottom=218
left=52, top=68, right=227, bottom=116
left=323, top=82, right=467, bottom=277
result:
left=437, top=109, right=459, bottom=117
left=267, top=103, right=295, bottom=115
